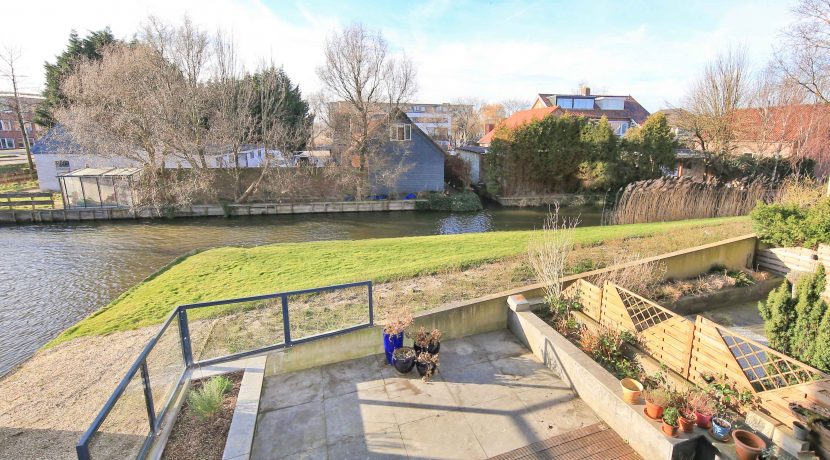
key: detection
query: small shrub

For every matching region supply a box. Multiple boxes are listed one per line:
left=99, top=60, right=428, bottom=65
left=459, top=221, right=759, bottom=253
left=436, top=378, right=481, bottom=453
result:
left=643, top=388, right=671, bottom=407
left=188, top=375, right=232, bottom=421
left=687, top=389, right=716, bottom=416
left=759, top=280, right=795, bottom=353
left=662, top=407, right=679, bottom=426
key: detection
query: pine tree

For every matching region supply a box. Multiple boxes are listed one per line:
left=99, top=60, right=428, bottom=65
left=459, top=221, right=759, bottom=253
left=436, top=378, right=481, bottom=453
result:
left=813, top=309, right=830, bottom=371
left=790, top=265, right=828, bottom=362
left=760, top=280, right=795, bottom=353
left=35, top=29, right=117, bottom=127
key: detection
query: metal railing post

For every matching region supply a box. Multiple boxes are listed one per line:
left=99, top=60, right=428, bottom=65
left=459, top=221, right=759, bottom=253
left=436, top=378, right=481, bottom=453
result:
left=368, top=282, right=374, bottom=326
left=139, top=360, right=157, bottom=433
left=75, top=444, right=91, bottom=460
left=281, top=295, right=292, bottom=346
left=178, top=308, right=193, bottom=367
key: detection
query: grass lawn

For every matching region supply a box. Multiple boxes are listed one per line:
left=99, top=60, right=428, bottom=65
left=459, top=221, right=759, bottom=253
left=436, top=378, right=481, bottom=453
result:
left=50, top=216, right=750, bottom=346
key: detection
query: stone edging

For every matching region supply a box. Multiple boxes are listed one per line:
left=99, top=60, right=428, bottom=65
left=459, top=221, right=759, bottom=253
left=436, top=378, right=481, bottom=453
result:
left=222, top=356, right=267, bottom=460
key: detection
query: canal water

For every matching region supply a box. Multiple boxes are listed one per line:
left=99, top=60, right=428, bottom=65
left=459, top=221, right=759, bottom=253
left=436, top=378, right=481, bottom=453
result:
left=0, top=205, right=601, bottom=375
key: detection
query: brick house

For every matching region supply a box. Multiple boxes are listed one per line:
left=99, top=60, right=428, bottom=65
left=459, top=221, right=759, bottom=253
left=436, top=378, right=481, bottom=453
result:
left=0, top=93, right=44, bottom=149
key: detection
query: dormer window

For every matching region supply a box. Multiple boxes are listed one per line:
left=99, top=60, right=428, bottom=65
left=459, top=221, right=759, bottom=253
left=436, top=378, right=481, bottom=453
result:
left=390, top=123, right=412, bottom=141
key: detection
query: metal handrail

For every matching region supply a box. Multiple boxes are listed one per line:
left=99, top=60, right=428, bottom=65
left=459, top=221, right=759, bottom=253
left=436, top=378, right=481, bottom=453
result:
left=76, top=281, right=373, bottom=460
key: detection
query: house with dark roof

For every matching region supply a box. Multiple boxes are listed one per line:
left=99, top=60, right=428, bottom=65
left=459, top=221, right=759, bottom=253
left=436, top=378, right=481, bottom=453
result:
left=479, top=87, right=650, bottom=147
left=337, top=111, right=446, bottom=195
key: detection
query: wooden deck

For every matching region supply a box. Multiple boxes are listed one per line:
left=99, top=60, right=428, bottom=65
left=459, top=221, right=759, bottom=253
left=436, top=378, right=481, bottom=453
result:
left=488, top=423, right=642, bottom=460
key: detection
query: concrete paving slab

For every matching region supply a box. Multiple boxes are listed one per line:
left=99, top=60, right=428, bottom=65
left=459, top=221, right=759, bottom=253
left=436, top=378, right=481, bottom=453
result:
left=517, top=388, right=599, bottom=439
left=323, top=386, right=397, bottom=442
left=399, top=411, right=487, bottom=460
left=489, top=353, right=569, bottom=393
left=385, top=374, right=458, bottom=425
left=251, top=401, right=326, bottom=459
left=469, top=329, right=529, bottom=361
left=320, top=354, right=385, bottom=398
left=460, top=394, right=541, bottom=458
left=435, top=336, right=488, bottom=369
left=441, top=360, right=514, bottom=407
left=259, top=367, right=322, bottom=412
left=328, top=426, right=407, bottom=459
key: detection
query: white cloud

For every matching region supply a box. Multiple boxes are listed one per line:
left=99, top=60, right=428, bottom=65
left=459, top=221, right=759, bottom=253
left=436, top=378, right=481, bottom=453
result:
left=0, top=0, right=796, bottom=112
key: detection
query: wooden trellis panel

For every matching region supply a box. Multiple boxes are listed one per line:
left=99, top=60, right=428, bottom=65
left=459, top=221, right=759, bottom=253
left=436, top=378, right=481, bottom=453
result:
left=756, top=244, right=830, bottom=298
left=599, top=282, right=637, bottom=332
left=564, top=279, right=603, bottom=322
left=639, top=316, right=693, bottom=376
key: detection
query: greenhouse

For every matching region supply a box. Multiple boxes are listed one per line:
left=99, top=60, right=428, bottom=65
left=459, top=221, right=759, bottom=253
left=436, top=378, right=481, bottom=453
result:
left=58, top=167, right=141, bottom=209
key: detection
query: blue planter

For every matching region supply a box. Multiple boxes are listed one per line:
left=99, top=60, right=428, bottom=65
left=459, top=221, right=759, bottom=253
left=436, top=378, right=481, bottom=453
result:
left=383, top=332, right=404, bottom=364
left=711, top=418, right=732, bottom=439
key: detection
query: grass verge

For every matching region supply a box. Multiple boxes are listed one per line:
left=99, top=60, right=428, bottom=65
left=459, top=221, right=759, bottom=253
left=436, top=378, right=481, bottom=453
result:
left=49, top=216, right=749, bottom=347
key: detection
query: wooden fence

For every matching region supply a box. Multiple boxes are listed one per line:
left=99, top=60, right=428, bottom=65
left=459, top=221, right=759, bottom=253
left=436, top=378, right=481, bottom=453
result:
left=564, top=278, right=830, bottom=427
left=757, top=244, right=830, bottom=298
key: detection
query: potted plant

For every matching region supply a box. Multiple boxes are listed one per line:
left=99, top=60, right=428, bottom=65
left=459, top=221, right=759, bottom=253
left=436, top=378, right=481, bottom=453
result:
left=711, top=417, right=732, bottom=440
left=688, top=390, right=715, bottom=429
left=678, top=405, right=697, bottom=433
left=392, top=347, right=416, bottom=374
left=382, top=309, right=413, bottom=364
left=620, top=377, right=644, bottom=405
left=415, top=352, right=440, bottom=382
left=411, top=327, right=442, bottom=355
left=732, top=429, right=767, bottom=460
left=661, top=407, right=680, bottom=437
left=643, top=388, right=670, bottom=420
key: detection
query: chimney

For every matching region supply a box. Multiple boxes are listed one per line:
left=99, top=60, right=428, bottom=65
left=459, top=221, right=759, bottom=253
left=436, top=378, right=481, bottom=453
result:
left=580, top=86, right=591, bottom=96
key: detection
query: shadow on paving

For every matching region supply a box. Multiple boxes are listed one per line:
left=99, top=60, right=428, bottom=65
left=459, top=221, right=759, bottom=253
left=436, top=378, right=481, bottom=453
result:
left=250, top=330, right=600, bottom=460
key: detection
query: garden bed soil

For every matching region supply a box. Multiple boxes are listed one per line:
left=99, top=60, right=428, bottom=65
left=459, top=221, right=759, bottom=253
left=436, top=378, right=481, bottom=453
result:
left=161, top=371, right=243, bottom=460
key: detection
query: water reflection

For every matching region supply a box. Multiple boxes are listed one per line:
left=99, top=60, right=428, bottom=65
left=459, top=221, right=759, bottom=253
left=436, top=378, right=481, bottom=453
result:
left=0, top=205, right=601, bottom=374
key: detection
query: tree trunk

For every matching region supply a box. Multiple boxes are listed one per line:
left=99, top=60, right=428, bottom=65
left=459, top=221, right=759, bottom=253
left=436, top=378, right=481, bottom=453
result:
left=10, top=73, right=34, bottom=179
left=235, top=157, right=270, bottom=203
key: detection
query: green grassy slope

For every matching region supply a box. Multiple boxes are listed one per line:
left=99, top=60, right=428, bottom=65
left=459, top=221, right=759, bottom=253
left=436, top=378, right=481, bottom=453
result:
left=50, top=216, right=748, bottom=346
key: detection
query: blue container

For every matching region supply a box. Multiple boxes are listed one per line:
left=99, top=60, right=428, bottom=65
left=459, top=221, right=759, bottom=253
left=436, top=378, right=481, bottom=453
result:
left=711, top=418, right=732, bottom=439
left=383, top=332, right=404, bottom=364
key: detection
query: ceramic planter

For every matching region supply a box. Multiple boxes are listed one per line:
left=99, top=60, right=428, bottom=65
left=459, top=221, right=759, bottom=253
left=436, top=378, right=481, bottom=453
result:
left=383, top=332, right=404, bottom=364
left=661, top=422, right=679, bottom=437
left=415, top=361, right=433, bottom=377
left=694, top=410, right=713, bottom=429
left=711, top=417, right=732, bottom=439
left=732, top=429, right=766, bottom=460
left=414, top=341, right=440, bottom=355
left=793, top=421, right=810, bottom=441
left=392, top=347, right=416, bottom=374
left=679, top=414, right=696, bottom=433
left=645, top=399, right=664, bottom=420
left=620, top=378, right=643, bottom=404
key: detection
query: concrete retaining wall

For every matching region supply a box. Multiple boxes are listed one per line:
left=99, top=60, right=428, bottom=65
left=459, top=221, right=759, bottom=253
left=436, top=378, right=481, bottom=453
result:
left=668, top=277, right=783, bottom=316
left=265, top=289, right=512, bottom=376
left=507, top=309, right=695, bottom=460
left=0, top=199, right=423, bottom=225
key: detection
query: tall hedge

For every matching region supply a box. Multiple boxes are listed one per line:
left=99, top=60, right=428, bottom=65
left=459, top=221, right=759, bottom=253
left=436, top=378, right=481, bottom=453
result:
left=758, top=280, right=795, bottom=353
left=751, top=198, right=830, bottom=249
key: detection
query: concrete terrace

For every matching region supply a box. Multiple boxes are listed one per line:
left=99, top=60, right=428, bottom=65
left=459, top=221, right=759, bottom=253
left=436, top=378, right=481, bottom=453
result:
left=250, top=330, right=611, bottom=459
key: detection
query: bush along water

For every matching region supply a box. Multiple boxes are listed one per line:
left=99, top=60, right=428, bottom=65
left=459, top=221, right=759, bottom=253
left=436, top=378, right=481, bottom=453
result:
left=415, top=191, right=483, bottom=212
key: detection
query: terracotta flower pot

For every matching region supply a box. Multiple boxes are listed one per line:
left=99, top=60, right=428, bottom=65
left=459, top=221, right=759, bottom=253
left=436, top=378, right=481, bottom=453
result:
left=694, top=410, right=712, bottom=429
left=661, top=422, right=679, bottom=437
left=620, top=378, right=643, bottom=404
left=679, top=414, right=696, bottom=433
left=732, top=429, right=766, bottom=460
left=645, top=400, right=664, bottom=419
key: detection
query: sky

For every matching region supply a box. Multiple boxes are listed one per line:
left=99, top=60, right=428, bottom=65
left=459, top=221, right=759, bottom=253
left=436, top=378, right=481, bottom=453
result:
left=0, top=0, right=798, bottom=113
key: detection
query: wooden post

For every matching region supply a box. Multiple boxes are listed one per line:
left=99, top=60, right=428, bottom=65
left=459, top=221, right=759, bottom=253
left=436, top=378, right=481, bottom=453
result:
left=682, top=316, right=698, bottom=380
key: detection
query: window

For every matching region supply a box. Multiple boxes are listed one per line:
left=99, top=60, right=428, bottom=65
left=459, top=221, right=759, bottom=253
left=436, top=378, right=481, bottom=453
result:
left=390, top=123, right=412, bottom=141
left=572, top=98, right=594, bottom=109
left=556, top=97, right=573, bottom=108
left=1, top=138, right=14, bottom=148
left=0, top=120, right=8, bottom=131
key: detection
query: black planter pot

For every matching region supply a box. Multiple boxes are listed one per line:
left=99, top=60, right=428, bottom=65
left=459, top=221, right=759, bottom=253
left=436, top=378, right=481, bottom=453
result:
left=416, top=362, right=432, bottom=377
left=392, top=348, right=416, bottom=374
left=414, top=341, right=440, bottom=355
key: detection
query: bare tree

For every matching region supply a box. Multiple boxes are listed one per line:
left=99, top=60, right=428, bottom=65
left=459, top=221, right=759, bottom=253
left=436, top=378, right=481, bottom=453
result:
left=775, top=0, right=830, bottom=104
left=0, top=47, right=35, bottom=178
left=449, top=97, right=484, bottom=146
left=316, top=23, right=417, bottom=197
left=57, top=17, right=311, bottom=210
left=500, top=99, right=531, bottom=117
left=678, top=47, right=751, bottom=154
